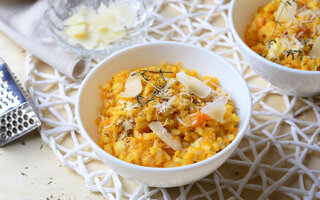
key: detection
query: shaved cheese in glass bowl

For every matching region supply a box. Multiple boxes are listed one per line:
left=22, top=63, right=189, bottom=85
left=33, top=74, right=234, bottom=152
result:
left=64, top=2, right=135, bottom=50
left=44, top=0, right=153, bottom=60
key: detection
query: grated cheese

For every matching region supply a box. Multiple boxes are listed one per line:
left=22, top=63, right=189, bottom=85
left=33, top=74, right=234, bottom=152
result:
left=163, top=118, right=168, bottom=126
left=125, top=101, right=134, bottom=111
left=119, top=131, right=127, bottom=140
left=192, top=120, right=197, bottom=126
left=153, top=96, right=176, bottom=113
left=105, top=118, right=116, bottom=128
left=123, top=120, right=133, bottom=130
left=176, top=115, right=186, bottom=127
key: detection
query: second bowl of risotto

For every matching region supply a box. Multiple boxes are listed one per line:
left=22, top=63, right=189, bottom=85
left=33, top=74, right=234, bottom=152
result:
left=229, top=0, right=320, bottom=96
left=76, top=42, right=252, bottom=187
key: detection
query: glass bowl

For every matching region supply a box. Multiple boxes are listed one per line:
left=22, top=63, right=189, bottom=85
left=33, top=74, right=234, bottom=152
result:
left=44, top=0, right=153, bottom=60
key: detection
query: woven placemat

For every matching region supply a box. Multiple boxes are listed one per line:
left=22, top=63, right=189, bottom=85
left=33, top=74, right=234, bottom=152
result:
left=25, top=0, right=320, bottom=199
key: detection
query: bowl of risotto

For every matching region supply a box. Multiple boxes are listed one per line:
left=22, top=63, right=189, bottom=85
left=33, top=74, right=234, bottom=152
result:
left=76, top=42, right=252, bottom=187
left=229, top=0, right=320, bottom=96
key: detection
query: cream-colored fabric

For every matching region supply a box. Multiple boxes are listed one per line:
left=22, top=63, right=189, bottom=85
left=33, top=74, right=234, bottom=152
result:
left=0, top=0, right=88, bottom=80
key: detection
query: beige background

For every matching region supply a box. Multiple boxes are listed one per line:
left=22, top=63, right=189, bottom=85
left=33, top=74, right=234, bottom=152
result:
left=0, top=31, right=105, bottom=200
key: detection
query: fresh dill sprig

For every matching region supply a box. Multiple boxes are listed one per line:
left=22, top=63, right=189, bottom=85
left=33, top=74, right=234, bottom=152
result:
left=267, top=39, right=277, bottom=49
left=285, top=49, right=303, bottom=60
left=131, top=70, right=172, bottom=76
left=135, top=94, right=143, bottom=105
left=159, top=69, right=167, bottom=86
left=294, top=49, right=303, bottom=61
left=302, top=39, right=307, bottom=47
left=286, top=0, right=292, bottom=6
left=285, top=49, right=294, bottom=59
left=145, top=90, right=160, bottom=104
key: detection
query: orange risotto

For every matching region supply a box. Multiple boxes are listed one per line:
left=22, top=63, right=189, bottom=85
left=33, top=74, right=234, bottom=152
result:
left=97, top=63, right=239, bottom=168
left=244, top=0, right=320, bottom=71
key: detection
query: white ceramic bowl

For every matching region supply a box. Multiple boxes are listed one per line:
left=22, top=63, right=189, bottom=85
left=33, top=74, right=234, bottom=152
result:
left=76, top=42, right=252, bottom=187
left=229, top=0, right=320, bottom=97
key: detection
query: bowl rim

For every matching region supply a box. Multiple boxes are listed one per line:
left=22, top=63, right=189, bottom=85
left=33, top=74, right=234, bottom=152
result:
left=228, top=0, right=320, bottom=75
left=75, top=41, right=252, bottom=172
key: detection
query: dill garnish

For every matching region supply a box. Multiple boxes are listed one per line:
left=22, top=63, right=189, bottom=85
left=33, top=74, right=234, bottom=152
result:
left=145, top=90, right=160, bottom=104
left=267, top=39, right=277, bottom=49
left=131, top=70, right=173, bottom=76
left=159, top=69, right=167, bottom=86
left=285, top=49, right=295, bottom=59
left=302, top=39, right=307, bottom=47
left=285, top=49, right=303, bottom=60
left=133, top=69, right=171, bottom=105
left=295, top=49, right=303, bottom=61
left=286, top=0, right=292, bottom=6
left=140, top=70, right=150, bottom=81
left=135, top=94, right=143, bottom=105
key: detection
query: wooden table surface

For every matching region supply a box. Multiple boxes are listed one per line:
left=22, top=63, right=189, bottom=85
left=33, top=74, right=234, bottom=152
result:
left=0, top=31, right=105, bottom=200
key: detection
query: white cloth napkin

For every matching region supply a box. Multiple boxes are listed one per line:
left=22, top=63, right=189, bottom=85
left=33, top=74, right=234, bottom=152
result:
left=0, top=0, right=89, bottom=80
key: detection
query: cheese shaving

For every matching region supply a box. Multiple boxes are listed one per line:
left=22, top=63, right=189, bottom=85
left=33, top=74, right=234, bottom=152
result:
left=148, top=122, right=183, bottom=151
left=120, top=74, right=142, bottom=98
left=201, top=98, right=227, bottom=123
left=176, top=71, right=189, bottom=89
left=110, top=2, right=136, bottom=27
left=310, top=36, right=320, bottom=59
left=276, top=0, right=297, bottom=22
left=188, top=77, right=211, bottom=98
left=176, top=71, right=211, bottom=98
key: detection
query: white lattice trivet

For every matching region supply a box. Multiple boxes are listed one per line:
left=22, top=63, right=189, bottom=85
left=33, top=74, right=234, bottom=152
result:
left=25, top=0, right=320, bottom=199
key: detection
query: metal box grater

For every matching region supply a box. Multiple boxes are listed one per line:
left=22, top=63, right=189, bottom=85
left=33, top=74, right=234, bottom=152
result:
left=0, top=58, right=41, bottom=146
